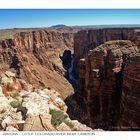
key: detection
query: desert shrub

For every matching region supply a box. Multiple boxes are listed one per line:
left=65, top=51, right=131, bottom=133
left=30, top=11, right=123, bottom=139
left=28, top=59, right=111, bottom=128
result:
left=10, top=100, right=21, bottom=108
left=49, top=109, right=68, bottom=127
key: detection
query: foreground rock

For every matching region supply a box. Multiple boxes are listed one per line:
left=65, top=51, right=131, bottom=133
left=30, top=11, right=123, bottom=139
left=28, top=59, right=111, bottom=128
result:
left=0, top=71, right=93, bottom=131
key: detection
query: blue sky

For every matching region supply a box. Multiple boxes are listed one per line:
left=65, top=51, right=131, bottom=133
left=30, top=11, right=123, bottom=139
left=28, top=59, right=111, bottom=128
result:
left=0, top=9, right=140, bottom=29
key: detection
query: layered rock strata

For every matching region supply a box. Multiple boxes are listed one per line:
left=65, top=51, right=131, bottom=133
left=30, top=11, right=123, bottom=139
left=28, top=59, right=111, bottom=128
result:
left=74, top=40, right=140, bottom=130
left=120, top=52, right=140, bottom=130
left=0, top=30, right=75, bottom=99
left=73, top=28, right=140, bottom=77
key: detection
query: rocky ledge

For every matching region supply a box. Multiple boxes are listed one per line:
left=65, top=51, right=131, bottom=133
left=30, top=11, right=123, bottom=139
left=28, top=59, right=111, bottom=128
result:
left=0, top=71, right=93, bottom=131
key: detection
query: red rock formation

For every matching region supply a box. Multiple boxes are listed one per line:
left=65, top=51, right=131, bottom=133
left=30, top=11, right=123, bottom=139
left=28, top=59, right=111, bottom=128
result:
left=76, top=40, right=139, bottom=129
left=120, top=52, right=140, bottom=130
left=73, top=28, right=140, bottom=77
left=0, top=30, right=75, bottom=99
left=0, top=39, right=15, bottom=72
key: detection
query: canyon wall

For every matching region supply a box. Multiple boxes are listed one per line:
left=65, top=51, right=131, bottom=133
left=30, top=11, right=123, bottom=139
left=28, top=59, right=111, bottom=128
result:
left=77, top=40, right=139, bottom=129
left=120, top=52, right=140, bottom=130
left=71, top=28, right=140, bottom=130
left=73, top=28, right=140, bottom=77
left=0, top=30, right=75, bottom=99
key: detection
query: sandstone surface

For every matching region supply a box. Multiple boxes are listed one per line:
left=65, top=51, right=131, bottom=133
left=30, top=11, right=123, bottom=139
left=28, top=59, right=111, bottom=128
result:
left=0, top=71, right=92, bottom=131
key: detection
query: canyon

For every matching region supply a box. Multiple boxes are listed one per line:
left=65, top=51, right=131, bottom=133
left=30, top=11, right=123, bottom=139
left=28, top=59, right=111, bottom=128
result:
left=66, top=28, right=140, bottom=130
left=0, top=29, right=76, bottom=99
left=0, top=27, right=140, bottom=131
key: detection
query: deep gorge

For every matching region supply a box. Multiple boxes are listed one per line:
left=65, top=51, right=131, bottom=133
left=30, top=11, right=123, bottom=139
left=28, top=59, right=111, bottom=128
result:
left=65, top=28, right=140, bottom=130
left=0, top=28, right=140, bottom=131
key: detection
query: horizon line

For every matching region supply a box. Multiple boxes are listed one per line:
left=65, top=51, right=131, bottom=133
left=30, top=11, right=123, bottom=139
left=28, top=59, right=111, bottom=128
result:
left=0, top=24, right=140, bottom=30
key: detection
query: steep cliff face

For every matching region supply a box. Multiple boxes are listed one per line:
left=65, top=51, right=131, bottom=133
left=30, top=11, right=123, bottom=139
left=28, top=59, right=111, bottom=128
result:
left=0, top=30, right=75, bottom=99
left=120, top=52, right=140, bottom=130
left=73, top=28, right=140, bottom=77
left=14, top=30, right=74, bottom=73
left=68, top=39, right=140, bottom=130
left=0, top=39, right=15, bottom=70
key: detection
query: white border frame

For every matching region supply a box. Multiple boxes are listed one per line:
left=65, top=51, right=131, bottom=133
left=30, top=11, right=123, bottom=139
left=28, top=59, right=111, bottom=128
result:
left=0, top=0, right=140, bottom=9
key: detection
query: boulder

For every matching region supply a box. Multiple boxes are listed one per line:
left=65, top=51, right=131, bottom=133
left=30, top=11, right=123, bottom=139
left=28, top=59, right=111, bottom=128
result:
left=5, top=71, right=16, bottom=78
left=0, top=96, right=11, bottom=114
left=1, top=109, right=24, bottom=130
left=1, top=71, right=22, bottom=97
left=56, top=122, right=71, bottom=131
left=22, top=92, right=50, bottom=116
left=23, top=114, right=56, bottom=131
left=6, top=125, right=18, bottom=131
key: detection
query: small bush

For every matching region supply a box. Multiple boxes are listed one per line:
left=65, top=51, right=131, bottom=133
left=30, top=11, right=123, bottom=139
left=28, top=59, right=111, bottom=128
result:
left=10, top=100, right=21, bottom=108
left=49, top=109, right=68, bottom=127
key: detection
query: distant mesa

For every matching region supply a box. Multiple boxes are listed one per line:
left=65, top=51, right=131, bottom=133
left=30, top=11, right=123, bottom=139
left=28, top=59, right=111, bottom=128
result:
left=50, top=24, right=71, bottom=29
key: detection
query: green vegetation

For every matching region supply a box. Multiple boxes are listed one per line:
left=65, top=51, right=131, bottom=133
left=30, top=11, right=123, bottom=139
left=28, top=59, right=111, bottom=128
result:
left=49, top=109, right=75, bottom=129
left=10, top=100, right=21, bottom=108
left=49, top=109, right=68, bottom=127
